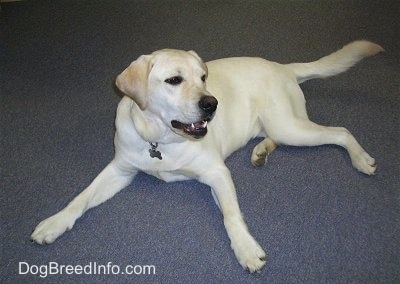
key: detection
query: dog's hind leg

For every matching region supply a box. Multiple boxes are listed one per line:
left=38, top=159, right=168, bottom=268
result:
left=266, top=117, right=376, bottom=175
left=251, top=138, right=278, bottom=166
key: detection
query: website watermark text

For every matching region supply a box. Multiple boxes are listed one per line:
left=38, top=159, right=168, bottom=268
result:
left=19, top=261, right=155, bottom=278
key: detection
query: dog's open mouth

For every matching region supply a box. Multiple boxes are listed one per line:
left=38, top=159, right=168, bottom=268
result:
left=171, top=119, right=209, bottom=138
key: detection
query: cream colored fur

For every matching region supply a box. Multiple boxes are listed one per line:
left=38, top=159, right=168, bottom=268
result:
left=31, top=41, right=382, bottom=272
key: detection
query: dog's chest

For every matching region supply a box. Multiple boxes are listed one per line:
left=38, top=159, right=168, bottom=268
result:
left=141, top=156, right=195, bottom=182
left=124, top=143, right=197, bottom=182
left=146, top=169, right=193, bottom=182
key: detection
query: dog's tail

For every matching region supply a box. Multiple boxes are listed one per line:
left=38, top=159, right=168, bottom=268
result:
left=286, top=40, right=384, bottom=83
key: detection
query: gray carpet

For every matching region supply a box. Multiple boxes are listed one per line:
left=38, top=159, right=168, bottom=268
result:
left=1, top=0, right=399, bottom=283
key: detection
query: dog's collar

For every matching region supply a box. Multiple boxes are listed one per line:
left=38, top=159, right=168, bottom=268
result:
left=149, top=142, right=162, bottom=160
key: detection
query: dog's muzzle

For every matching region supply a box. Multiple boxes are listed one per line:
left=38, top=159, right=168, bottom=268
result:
left=171, top=95, right=218, bottom=138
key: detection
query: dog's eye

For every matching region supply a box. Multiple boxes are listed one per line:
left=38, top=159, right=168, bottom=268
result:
left=201, top=75, right=206, bottom=82
left=165, top=76, right=183, bottom=86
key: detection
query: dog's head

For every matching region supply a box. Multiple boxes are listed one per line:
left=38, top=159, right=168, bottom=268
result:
left=116, top=49, right=218, bottom=140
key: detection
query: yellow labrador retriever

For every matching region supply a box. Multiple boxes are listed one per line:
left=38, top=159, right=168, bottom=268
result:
left=31, top=41, right=382, bottom=272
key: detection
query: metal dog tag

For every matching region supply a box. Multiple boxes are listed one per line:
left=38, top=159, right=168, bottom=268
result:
left=149, top=143, right=162, bottom=160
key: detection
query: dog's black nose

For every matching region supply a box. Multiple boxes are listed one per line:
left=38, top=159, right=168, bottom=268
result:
left=199, top=95, right=218, bottom=114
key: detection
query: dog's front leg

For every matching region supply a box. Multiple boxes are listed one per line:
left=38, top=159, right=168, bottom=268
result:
left=200, top=165, right=266, bottom=273
left=31, top=161, right=136, bottom=244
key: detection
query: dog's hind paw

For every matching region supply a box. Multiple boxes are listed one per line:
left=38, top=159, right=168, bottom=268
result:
left=251, top=152, right=268, bottom=167
left=350, top=151, right=377, bottom=175
left=251, top=138, right=278, bottom=167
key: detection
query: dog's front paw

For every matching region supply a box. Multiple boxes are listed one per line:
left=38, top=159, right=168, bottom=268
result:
left=231, top=233, right=267, bottom=273
left=31, top=211, right=75, bottom=245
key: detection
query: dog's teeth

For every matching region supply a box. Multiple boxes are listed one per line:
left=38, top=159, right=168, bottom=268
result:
left=191, top=123, right=195, bottom=128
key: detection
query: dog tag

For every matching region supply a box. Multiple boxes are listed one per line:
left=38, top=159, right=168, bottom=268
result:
left=149, top=143, right=162, bottom=160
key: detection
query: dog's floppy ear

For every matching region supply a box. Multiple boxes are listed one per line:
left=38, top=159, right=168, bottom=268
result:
left=188, top=50, right=208, bottom=74
left=188, top=50, right=202, bottom=60
left=115, top=55, right=152, bottom=110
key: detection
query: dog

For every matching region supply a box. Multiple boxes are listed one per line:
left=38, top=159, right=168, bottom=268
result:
left=31, top=41, right=382, bottom=272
